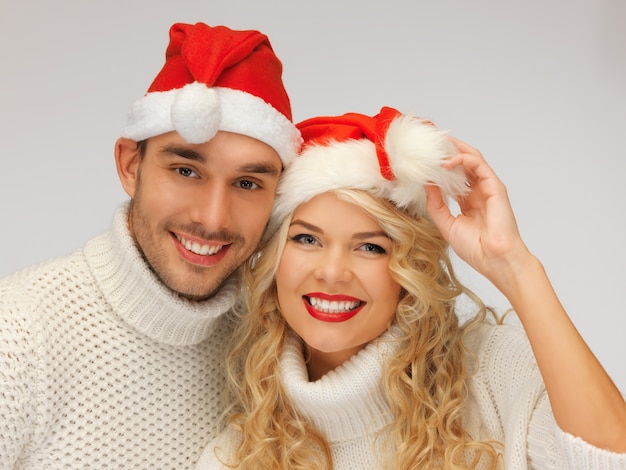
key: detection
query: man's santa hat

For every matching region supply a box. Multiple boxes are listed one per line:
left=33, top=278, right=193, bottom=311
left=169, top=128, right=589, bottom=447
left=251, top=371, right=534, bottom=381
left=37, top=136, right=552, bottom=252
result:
left=271, top=106, right=468, bottom=226
left=122, top=22, right=301, bottom=165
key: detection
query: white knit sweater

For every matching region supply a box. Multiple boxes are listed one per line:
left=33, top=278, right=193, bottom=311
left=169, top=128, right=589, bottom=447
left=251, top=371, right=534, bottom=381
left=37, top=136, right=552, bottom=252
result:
left=0, top=203, right=239, bottom=469
left=198, top=323, right=626, bottom=469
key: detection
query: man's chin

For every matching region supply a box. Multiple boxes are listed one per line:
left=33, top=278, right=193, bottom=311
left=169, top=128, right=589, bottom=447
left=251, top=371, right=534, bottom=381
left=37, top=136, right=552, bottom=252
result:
left=149, top=252, right=242, bottom=302
left=176, top=290, right=218, bottom=302
left=169, top=282, right=222, bottom=302
left=151, top=272, right=219, bottom=302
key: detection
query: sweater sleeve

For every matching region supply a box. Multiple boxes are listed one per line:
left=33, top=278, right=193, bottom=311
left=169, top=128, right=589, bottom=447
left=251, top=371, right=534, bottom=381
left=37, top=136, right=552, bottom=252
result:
left=0, top=273, right=41, bottom=469
left=471, top=321, right=626, bottom=469
left=527, top=392, right=626, bottom=469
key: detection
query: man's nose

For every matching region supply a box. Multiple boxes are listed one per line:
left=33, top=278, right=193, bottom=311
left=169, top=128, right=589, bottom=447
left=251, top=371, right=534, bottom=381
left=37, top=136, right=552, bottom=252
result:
left=190, top=183, right=232, bottom=231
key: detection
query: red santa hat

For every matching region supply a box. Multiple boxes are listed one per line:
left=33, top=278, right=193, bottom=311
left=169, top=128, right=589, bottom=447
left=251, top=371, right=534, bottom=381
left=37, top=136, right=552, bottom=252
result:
left=122, top=22, right=301, bottom=165
left=271, top=106, right=468, bottom=225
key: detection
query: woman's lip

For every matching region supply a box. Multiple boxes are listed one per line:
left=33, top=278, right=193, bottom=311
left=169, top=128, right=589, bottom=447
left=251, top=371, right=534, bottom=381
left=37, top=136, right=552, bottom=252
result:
left=302, top=297, right=365, bottom=323
left=304, top=292, right=362, bottom=302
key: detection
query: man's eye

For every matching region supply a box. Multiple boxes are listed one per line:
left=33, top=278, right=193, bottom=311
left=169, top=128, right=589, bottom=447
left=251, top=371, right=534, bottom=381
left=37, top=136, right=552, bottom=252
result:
left=176, top=167, right=197, bottom=178
left=237, top=180, right=259, bottom=190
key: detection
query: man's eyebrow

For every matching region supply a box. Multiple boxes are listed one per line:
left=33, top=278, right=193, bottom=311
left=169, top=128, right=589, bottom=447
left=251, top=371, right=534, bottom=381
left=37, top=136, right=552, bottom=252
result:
left=160, top=144, right=205, bottom=163
left=159, top=144, right=280, bottom=175
left=237, top=162, right=281, bottom=176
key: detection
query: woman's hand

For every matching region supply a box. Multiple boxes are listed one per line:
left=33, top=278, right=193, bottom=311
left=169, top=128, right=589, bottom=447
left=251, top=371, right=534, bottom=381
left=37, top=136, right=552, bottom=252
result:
left=426, top=135, right=626, bottom=452
left=425, top=136, right=535, bottom=296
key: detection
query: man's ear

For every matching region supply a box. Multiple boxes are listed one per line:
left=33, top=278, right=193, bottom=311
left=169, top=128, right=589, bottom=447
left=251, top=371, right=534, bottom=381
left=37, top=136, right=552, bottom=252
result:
left=115, top=137, right=142, bottom=198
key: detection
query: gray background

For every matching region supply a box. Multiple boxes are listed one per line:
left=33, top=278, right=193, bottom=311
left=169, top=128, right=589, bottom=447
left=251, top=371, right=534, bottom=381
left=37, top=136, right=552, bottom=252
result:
left=1, top=1, right=624, bottom=391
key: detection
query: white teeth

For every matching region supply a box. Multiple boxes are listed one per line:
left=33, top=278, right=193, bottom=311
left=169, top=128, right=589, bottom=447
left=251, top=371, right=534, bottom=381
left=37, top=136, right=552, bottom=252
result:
left=308, top=297, right=361, bottom=313
left=177, top=235, right=223, bottom=256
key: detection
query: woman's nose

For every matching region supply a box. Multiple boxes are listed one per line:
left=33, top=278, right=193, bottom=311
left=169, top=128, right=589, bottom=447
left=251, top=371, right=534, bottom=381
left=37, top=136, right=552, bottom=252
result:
left=313, top=248, right=354, bottom=284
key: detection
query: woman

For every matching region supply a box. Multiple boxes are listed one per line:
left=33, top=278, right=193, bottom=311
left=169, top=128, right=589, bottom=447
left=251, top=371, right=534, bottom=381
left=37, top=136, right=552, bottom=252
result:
left=198, top=107, right=626, bottom=469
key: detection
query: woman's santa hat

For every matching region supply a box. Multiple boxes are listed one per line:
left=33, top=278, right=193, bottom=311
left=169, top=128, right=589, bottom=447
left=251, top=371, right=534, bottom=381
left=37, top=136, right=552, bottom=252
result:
left=271, top=106, right=468, bottom=226
left=122, top=22, right=301, bottom=165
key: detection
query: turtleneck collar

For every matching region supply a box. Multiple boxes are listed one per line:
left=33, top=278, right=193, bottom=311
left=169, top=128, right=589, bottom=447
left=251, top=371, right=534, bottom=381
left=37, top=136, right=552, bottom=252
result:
left=84, top=202, right=240, bottom=346
left=280, top=328, right=401, bottom=442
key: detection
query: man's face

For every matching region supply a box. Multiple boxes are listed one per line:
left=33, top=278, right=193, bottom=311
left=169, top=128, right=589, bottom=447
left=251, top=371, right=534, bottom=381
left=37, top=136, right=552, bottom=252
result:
left=125, top=131, right=282, bottom=301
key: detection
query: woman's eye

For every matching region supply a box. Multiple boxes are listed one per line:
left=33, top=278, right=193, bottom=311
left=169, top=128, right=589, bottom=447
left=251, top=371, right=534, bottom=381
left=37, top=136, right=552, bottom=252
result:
left=360, top=243, right=386, bottom=254
left=290, top=234, right=318, bottom=246
left=176, top=167, right=197, bottom=178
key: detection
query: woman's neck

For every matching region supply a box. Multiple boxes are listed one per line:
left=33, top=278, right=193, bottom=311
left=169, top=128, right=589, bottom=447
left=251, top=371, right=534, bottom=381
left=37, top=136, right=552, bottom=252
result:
left=305, top=344, right=364, bottom=381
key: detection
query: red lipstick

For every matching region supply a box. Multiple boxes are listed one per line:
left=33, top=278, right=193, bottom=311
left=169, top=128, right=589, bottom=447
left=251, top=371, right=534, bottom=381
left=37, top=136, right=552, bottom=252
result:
left=303, top=292, right=365, bottom=323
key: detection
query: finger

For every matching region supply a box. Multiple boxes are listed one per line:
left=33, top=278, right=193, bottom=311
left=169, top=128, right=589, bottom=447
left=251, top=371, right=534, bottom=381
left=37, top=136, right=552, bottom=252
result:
left=447, top=135, right=482, bottom=156
left=444, top=136, right=495, bottom=180
left=443, top=151, right=500, bottom=187
left=425, top=184, right=455, bottom=240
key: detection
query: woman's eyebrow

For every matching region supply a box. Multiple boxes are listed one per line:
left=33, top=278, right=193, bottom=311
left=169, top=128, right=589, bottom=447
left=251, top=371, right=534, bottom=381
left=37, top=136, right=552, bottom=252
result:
left=289, top=220, right=388, bottom=240
left=352, top=231, right=389, bottom=240
left=289, top=220, right=322, bottom=233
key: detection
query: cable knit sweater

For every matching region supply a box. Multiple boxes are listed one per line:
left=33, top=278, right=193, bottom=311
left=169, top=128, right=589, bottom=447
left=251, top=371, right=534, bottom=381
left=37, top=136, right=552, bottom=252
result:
left=0, top=203, right=239, bottom=469
left=198, top=323, right=626, bottom=469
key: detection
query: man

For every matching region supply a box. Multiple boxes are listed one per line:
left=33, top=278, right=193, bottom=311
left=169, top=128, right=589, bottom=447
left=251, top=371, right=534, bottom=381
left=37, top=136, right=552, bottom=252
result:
left=0, top=22, right=301, bottom=469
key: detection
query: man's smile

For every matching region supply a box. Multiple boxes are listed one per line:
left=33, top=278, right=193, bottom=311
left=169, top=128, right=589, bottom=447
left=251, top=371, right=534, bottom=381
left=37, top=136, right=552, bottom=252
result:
left=175, top=234, right=226, bottom=256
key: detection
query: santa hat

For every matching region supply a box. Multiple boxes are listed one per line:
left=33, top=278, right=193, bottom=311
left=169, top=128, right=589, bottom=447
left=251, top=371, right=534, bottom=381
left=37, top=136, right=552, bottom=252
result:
left=122, top=22, right=301, bottom=165
left=271, top=106, right=468, bottom=226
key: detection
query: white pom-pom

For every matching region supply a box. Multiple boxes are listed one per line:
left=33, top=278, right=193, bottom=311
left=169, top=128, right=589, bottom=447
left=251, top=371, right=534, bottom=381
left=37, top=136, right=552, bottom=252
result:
left=171, top=82, right=221, bottom=143
left=385, top=115, right=468, bottom=215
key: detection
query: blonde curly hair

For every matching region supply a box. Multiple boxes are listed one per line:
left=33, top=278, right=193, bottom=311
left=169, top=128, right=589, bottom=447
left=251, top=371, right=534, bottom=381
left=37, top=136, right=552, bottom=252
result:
left=222, top=189, right=501, bottom=469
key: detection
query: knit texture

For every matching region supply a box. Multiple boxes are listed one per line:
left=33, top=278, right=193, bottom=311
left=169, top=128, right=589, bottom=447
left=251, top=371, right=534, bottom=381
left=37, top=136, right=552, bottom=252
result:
left=198, top=321, right=626, bottom=469
left=0, top=203, right=239, bottom=469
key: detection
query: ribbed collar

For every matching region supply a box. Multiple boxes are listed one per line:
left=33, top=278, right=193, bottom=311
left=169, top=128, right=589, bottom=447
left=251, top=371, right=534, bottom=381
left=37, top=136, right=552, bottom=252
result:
left=280, top=328, right=401, bottom=442
left=84, top=202, right=240, bottom=346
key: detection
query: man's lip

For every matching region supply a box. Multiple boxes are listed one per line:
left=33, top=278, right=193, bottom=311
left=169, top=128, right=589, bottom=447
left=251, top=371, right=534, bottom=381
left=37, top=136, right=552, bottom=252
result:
left=172, top=233, right=231, bottom=266
left=175, top=233, right=230, bottom=253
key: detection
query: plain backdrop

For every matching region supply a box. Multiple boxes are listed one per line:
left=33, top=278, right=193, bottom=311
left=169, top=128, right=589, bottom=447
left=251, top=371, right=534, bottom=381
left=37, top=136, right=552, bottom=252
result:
left=1, top=1, right=624, bottom=392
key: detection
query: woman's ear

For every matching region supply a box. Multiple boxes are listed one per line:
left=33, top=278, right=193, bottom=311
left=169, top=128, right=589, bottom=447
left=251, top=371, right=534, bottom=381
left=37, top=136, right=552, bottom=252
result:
left=115, top=137, right=142, bottom=198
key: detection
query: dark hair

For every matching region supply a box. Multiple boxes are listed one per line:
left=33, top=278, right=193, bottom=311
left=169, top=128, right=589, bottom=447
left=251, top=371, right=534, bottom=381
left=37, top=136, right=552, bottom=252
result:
left=137, top=139, right=148, bottom=158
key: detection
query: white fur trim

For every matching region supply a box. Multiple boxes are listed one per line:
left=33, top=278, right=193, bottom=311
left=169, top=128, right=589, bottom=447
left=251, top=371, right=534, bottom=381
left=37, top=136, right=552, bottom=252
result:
left=385, top=114, right=468, bottom=216
left=271, top=117, right=468, bottom=230
left=122, top=83, right=301, bottom=164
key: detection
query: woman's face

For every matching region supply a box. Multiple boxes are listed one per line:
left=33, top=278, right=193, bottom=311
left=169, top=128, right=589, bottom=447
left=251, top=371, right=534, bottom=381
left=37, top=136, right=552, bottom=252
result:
left=276, top=192, right=402, bottom=378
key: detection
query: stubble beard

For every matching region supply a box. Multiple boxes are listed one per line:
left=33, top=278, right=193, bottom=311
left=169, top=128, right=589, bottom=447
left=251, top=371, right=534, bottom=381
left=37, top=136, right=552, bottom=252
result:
left=127, top=198, right=250, bottom=302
